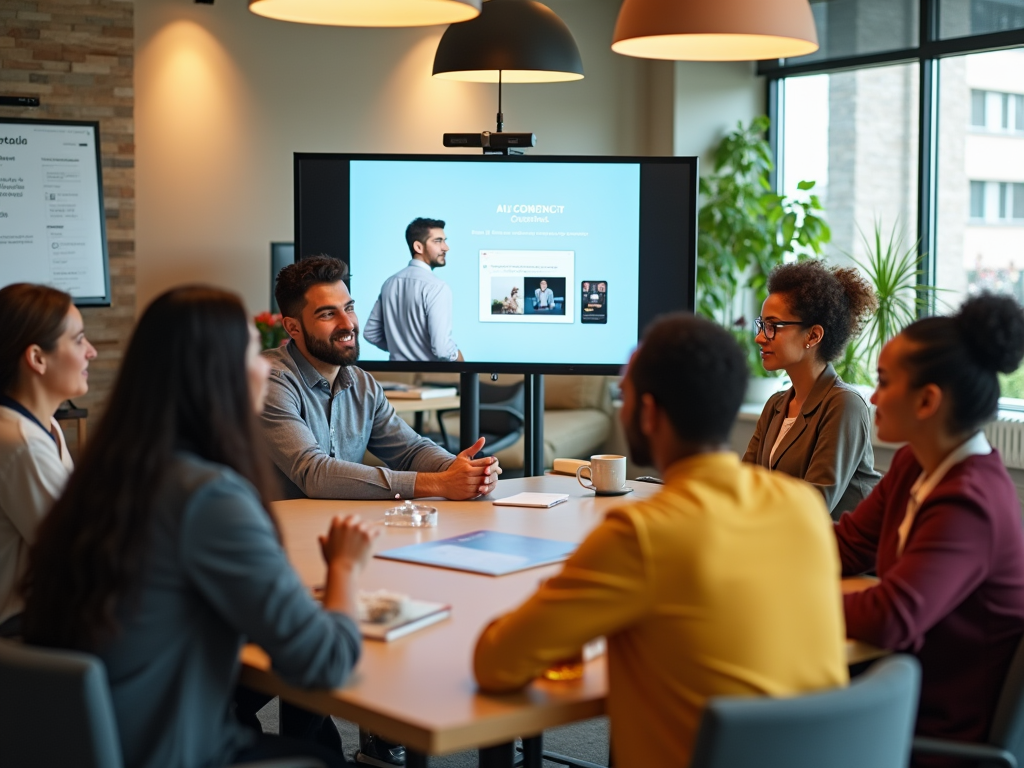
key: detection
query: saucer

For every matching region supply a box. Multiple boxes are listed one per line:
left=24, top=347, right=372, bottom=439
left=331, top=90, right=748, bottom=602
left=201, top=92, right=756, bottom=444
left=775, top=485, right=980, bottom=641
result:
left=593, top=486, right=634, bottom=497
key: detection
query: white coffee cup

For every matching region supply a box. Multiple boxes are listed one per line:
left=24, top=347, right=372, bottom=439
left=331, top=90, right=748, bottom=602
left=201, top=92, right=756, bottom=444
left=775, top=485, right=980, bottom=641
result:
left=576, top=455, right=627, bottom=493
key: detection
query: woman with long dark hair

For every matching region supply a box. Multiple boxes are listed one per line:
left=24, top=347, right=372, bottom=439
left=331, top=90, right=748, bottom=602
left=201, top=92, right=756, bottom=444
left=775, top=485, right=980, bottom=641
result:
left=0, top=283, right=96, bottom=635
left=744, top=260, right=881, bottom=518
left=21, top=286, right=373, bottom=768
left=836, top=293, right=1024, bottom=752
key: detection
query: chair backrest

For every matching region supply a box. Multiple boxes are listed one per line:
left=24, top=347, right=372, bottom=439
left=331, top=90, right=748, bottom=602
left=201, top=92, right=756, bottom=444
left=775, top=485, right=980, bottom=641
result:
left=0, top=638, right=123, bottom=768
left=479, top=381, right=525, bottom=427
left=689, top=655, right=920, bottom=768
left=988, top=632, right=1024, bottom=761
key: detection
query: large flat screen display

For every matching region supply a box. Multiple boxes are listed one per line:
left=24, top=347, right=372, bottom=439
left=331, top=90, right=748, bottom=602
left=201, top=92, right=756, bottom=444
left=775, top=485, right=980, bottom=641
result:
left=0, top=118, right=110, bottom=305
left=295, top=153, right=697, bottom=374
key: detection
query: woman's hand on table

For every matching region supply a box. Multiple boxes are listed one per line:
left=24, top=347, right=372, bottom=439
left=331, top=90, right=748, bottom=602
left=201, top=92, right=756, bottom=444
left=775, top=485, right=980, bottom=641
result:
left=319, top=514, right=379, bottom=573
left=319, top=515, right=380, bottom=616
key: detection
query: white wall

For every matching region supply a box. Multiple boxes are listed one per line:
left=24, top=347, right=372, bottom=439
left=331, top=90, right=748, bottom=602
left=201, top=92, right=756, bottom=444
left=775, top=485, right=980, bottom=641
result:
left=135, top=0, right=764, bottom=314
left=672, top=61, right=766, bottom=166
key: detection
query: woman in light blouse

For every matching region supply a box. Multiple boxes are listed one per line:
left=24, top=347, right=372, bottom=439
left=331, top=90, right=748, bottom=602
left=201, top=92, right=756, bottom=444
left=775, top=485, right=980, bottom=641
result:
left=743, top=260, right=880, bottom=518
left=0, top=283, right=96, bottom=635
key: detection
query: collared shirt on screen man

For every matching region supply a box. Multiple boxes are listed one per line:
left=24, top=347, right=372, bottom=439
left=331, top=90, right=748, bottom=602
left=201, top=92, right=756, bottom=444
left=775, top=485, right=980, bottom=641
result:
left=363, top=259, right=459, bottom=362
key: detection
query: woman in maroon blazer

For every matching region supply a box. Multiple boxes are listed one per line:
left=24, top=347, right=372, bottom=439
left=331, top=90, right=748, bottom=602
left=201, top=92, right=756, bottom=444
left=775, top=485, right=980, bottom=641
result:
left=835, top=293, right=1024, bottom=750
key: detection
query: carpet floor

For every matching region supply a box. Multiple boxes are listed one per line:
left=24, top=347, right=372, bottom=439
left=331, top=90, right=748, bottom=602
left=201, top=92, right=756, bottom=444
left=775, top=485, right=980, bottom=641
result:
left=256, top=698, right=610, bottom=767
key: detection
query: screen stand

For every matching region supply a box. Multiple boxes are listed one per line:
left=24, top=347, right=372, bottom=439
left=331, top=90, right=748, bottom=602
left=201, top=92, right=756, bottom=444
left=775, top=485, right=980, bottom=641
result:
left=459, top=371, right=480, bottom=453
left=522, top=374, right=545, bottom=477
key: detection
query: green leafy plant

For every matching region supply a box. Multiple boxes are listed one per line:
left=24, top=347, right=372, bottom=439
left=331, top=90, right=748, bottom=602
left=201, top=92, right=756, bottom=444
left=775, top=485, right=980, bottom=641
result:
left=697, top=115, right=831, bottom=376
left=834, top=219, right=940, bottom=385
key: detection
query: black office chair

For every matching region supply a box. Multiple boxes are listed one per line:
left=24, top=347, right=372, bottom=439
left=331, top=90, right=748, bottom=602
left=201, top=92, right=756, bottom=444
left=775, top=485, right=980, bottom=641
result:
left=911, top=633, right=1024, bottom=766
left=0, top=639, right=327, bottom=768
left=432, top=380, right=525, bottom=457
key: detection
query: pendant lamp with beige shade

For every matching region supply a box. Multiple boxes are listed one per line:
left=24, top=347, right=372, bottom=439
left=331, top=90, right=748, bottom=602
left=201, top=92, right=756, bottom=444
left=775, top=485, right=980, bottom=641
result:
left=612, top=0, right=819, bottom=61
left=248, top=0, right=481, bottom=28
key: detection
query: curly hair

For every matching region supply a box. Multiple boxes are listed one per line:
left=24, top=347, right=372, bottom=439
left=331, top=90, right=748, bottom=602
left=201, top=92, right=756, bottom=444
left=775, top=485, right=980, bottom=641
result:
left=767, top=260, right=878, bottom=362
left=902, top=293, right=1024, bottom=434
left=274, top=254, right=349, bottom=319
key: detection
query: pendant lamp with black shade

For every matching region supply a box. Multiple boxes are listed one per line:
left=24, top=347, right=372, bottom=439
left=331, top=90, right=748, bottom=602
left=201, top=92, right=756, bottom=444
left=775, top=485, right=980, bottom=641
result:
left=248, top=0, right=481, bottom=28
left=433, top=0, right=583, bottom=136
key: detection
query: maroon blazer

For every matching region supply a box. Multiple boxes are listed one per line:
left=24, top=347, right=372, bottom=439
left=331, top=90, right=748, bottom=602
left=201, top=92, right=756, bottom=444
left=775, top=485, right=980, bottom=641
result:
left=835, top=445, right=1024, bottom=745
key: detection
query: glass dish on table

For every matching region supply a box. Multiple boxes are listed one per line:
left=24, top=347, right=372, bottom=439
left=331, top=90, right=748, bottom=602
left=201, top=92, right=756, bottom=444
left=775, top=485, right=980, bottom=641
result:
left=384, top=500, right=438, bottom=528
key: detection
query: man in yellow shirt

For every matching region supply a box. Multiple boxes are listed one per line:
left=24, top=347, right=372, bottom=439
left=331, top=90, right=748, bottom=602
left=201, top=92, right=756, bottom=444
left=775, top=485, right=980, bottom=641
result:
left=473, top=313, right=849, bottom=767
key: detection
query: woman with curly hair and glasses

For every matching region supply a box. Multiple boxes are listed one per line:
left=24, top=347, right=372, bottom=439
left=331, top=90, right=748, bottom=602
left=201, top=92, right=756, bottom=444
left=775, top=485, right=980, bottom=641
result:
left=743, top=260, right=881, bottom=518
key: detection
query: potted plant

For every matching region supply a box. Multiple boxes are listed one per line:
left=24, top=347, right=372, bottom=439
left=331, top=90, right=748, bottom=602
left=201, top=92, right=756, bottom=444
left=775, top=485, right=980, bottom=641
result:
left=834, top=219, right=941, bottom=386
left=697, top=116, right=831, bottom=399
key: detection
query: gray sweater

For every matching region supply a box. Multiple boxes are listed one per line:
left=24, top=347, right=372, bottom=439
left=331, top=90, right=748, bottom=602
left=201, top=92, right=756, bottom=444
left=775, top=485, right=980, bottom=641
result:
left=99, top=452, right=361, bottom=768
left=260, top=342, right=455, bottom=500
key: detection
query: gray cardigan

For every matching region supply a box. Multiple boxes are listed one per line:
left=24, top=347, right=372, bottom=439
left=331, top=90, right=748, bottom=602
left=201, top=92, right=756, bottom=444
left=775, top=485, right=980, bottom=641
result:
left=99, top=452, right=361, bottom=768
left=743, top=365, right=881, bottom=519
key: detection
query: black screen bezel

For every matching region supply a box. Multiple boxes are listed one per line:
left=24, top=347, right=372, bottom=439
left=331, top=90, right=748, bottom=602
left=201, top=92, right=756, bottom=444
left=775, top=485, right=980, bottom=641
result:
left=294, top=152, right=697, bottom=375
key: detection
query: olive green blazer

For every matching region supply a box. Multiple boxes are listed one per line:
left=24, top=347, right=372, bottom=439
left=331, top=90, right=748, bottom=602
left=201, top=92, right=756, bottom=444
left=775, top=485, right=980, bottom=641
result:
left=743, top=364, right=882, bottom=520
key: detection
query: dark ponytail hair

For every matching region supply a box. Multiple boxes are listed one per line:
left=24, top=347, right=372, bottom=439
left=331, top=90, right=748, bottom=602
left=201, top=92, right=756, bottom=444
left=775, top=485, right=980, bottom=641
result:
left=0, top=283, right=72, bottom=395
left=902, top=293, right=1024, bottom=435
left=767, top=260, right=878, bottom=363
left=21, top=286, right=279, bottom=651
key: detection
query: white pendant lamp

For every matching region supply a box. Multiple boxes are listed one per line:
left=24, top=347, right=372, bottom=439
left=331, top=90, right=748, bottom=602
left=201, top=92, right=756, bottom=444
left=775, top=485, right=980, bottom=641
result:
left=612, top=0, right=819, bottom=61
left=248, top=0, right=481, bottom=28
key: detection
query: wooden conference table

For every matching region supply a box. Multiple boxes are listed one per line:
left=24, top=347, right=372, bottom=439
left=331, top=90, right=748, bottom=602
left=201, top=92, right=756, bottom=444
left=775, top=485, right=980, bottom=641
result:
left=239, top=475, right=884, bottom=767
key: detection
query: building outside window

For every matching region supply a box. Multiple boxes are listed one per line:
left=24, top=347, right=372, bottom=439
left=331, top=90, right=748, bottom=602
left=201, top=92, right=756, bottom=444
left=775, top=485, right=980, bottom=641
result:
left=762, top=0, right=1024, bottom=400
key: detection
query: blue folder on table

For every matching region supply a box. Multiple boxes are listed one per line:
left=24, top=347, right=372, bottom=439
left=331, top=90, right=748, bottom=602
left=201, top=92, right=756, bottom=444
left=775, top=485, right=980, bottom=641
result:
left=376, top=530, right=578, bottom=576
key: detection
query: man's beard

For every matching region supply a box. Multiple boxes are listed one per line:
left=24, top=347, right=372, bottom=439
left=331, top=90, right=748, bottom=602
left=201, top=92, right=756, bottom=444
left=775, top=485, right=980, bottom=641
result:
left=625, top=406, right=652, bottom=468
left=302, top=322, right=360, bottom=367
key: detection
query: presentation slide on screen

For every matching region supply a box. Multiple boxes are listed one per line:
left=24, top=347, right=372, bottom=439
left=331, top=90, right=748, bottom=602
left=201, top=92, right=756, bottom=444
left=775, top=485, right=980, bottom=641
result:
left=0, top=122, right=107, bottom=300
left=349, top=160, right=640, bottom=365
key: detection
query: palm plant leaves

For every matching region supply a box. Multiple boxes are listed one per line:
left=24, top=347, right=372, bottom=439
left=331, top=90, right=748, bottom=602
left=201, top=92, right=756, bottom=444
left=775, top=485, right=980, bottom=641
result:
left=848, top=219, right=938, bottom=373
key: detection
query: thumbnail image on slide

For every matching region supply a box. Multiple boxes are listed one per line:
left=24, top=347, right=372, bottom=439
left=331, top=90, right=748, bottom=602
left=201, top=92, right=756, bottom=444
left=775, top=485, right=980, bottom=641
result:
left=581, top=280, right=607, bottom=324
left=524, top=277, right=566, bottom=315
left=490, top=276, right=524, bottom=315
left=478, top=249, right=574, bottom=324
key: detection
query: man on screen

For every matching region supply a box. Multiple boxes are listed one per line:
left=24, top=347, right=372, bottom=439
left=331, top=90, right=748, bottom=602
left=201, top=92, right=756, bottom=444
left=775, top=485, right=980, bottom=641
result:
left=534, top=279, right=555, bottom=311
left=363, top=217, right=462, bottom=362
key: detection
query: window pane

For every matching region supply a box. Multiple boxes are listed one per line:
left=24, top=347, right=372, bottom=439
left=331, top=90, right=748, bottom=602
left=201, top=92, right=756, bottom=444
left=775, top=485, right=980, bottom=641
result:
left=936, top=49, right=1024, bottom=399
left=972, top=89, right=987, bottom=126
left=1016, top=94, right=1024, bottom=131
left=781, top=63, right=919, bottom=265
left=779, top=0, right=918, bottom=67
left=939, top=0, right=1024, bottom=40
left=971, top=180, right=987, bottom=217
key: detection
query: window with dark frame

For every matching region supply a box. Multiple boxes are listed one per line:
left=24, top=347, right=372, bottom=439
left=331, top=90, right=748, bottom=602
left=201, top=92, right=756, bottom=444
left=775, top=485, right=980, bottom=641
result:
left=761, top=0, right=1024, bottom=402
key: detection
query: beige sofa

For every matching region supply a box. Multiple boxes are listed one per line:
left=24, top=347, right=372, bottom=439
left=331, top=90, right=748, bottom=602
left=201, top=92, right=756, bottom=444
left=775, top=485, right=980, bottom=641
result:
left=369, top=372, right=616, bottom=471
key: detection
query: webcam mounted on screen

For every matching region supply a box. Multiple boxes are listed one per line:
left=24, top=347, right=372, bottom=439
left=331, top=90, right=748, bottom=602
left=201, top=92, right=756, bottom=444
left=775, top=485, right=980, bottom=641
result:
left=442, top=131, right=537, bottom=156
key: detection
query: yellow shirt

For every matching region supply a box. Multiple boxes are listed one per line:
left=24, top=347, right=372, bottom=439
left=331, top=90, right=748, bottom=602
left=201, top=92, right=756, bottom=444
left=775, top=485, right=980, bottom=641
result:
left=474, top=452, right=848, bottom=767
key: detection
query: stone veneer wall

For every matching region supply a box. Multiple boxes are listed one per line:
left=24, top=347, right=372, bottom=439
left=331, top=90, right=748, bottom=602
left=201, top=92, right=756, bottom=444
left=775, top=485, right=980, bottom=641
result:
left=0, top=0, right=134, bottom=444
